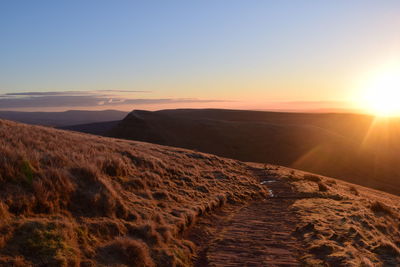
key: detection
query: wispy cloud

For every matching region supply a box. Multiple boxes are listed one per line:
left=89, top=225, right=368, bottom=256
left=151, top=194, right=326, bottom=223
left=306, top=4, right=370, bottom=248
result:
left=0, top=90, right=226, bottom=109
left=4, top=90, right=150, bottom=96
left=96, top=90, right=150, bottom=93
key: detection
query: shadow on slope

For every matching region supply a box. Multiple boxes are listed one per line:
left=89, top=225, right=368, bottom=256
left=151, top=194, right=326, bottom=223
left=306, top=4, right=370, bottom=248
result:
left=108, top=109, right=400, bottom=195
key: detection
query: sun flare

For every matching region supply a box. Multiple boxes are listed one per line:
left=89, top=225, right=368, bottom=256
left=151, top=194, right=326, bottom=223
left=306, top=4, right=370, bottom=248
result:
left=358, top=67, right=400, bottom=117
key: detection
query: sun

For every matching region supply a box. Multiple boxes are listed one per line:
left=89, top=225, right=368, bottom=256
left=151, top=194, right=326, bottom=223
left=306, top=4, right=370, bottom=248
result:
left=359, top=68, right=400, bottom=117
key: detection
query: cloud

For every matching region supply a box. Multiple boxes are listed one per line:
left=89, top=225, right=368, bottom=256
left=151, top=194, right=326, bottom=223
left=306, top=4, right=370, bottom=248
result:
left=0, top=92, right=226, bottom=109
left=4, top=90, right=150, bottom=96
left=5, top=91, right=86, bottom=96
left=96, top=90, right=150, bottom=93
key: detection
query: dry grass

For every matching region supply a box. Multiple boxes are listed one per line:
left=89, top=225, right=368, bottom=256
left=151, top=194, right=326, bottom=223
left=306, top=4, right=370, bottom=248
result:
left=3, top=118, right=400, bottom=266
left=285, top=167, right=400, bottom=266
left=303, top=174, right=322, bottom=183
left=0, top=119, right=266, bottom=266
left=349, top=185, right=360, bottom=196
left=98, top=238, right=154, bottom=267
left=370, top=201, right=395, bottom=217
left=317, top=182, right=329, bottom=192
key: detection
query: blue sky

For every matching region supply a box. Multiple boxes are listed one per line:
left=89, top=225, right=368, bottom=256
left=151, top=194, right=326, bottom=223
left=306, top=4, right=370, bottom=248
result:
left=0, top=1, right=399, bottom=111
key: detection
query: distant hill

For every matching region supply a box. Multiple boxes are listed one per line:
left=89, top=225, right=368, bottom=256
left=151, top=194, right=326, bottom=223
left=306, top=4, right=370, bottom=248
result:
left=60, top=120, right=121, bottom=135
left=108, top=109, right=400, bottom=195
left=0, top=109, right=128, bottom=127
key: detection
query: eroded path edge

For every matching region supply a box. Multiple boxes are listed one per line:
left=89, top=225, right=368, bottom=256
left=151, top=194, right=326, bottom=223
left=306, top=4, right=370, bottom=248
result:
left=186, top=166, right=305, bottom=267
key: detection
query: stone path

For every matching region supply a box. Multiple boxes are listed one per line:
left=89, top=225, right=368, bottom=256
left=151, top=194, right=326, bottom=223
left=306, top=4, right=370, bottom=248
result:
left=187, top=167, right=303, bottom=267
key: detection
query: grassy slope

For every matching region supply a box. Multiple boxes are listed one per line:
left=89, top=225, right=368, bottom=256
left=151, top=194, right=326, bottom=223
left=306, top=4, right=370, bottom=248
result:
left=0, top=119, right=266, bottom=266
left=1, top=119, right=400, bottom=266
left=265, top=165, right=400, bottom=266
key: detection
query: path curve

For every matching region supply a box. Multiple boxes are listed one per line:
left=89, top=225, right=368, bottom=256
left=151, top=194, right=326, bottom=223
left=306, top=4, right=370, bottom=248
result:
left=187, top=167, right=303, bottom=267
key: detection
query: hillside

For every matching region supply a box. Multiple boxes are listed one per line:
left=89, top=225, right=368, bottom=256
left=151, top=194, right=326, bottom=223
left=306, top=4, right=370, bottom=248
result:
left=0, top=119, right=266, bottom=266
left=108, top=109, right=400, bottom=195
left=0, top=110, right=128, bottom=127
left=60, top=120, right=120, bottom=135
left=1, top=119, right=400, bottom=266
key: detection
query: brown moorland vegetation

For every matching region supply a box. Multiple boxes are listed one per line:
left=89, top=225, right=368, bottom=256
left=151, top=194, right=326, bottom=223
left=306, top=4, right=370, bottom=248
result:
left=1, top=119, right=400, bottom=266
left=276, top=166, right=400, bottom=266
left=0, top=119, right=267, bottom=266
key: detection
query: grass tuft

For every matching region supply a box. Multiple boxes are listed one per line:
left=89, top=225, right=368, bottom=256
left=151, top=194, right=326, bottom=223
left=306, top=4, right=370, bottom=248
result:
left=100, top=238, right=155, bottom=267
left=370, top=201, right=395, bottom=217
left=303, top=174, right=321, bottom=183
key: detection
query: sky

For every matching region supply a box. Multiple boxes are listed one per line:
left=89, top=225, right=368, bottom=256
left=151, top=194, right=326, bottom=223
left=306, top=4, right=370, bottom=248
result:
left=0, top=1, right=399, bottom=111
